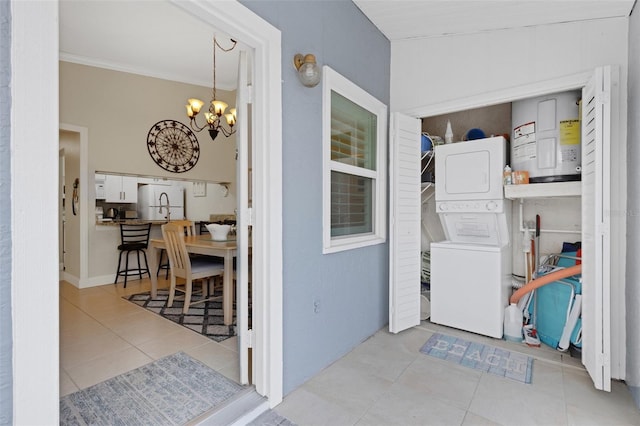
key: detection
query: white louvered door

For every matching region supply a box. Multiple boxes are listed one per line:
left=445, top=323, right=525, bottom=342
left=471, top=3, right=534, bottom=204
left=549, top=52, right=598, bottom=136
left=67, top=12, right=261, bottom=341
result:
left=389, top=113, right=421, bottom=333
left=581, top=66, right=612, bottom=391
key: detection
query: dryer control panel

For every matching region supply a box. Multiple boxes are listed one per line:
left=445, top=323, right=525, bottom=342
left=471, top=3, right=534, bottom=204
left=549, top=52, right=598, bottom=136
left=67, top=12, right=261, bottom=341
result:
left=436, top=199, right=506, bottom=214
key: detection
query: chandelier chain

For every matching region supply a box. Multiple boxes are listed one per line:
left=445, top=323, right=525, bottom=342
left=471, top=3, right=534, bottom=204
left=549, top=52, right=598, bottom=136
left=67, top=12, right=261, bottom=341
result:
left=212, top=37, right=237, bottom=104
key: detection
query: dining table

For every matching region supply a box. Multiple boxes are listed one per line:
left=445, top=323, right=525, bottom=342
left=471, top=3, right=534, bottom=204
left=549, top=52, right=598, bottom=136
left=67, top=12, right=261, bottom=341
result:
left=147, top=234, right=237, bottom=325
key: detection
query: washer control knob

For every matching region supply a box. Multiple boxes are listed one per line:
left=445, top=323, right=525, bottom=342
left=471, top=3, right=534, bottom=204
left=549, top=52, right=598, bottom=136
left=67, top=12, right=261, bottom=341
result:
left=486, top=201, right=498, bottom=211
left=439, top=203, right=448, bottom=211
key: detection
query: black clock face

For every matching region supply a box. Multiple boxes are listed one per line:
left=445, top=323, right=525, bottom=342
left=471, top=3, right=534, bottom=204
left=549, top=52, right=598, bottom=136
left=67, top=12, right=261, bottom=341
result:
left=147, top=120, right=200, bottom=173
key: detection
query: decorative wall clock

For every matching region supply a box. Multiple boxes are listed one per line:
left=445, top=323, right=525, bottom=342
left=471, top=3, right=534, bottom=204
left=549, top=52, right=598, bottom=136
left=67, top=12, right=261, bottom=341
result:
left=147, top=120, right=200, bottom=173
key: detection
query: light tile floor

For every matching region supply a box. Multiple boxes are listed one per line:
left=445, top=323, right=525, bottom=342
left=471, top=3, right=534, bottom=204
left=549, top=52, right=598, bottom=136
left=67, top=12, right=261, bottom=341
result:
left=61, top=279, right=640, bottom=425
left=59, top=278, right=240, bottom=396
left=273, top=322, right=640, bottom=426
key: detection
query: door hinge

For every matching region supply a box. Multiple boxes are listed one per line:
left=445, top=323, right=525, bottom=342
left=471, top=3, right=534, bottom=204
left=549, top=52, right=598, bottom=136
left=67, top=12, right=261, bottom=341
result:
left=246, top=329, right=254, bottom=348
left=246, top=207, right=254, bottom=226
left=597, top=90, right=610, bottom=106
left=597, top=352, right=610, bottom=366
left=246, top=84, right=254, bottom=104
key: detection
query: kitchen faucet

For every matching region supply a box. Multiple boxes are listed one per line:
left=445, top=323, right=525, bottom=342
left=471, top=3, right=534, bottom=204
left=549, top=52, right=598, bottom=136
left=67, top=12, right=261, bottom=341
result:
left=159, top=192, right=171, bottom=222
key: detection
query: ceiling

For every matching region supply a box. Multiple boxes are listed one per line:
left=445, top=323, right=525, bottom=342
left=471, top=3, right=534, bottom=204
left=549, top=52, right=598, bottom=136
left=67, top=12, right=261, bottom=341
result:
left=353, top=0, right=636, bottom=40
left=59, top=1, right=636, bottom=89
left=59, top=0, right=242, bottom=90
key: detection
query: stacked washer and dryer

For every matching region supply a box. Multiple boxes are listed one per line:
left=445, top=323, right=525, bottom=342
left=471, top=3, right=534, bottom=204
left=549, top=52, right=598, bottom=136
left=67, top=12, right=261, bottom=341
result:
left=430, top=136, right=512, bottom=339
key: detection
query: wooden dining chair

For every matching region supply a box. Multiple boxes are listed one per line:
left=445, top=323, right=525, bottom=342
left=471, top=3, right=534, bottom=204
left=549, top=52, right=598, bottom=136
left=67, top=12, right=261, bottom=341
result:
left=157, top=220, right=197, bottom=278
left=161, top=222, right=224, bottom=313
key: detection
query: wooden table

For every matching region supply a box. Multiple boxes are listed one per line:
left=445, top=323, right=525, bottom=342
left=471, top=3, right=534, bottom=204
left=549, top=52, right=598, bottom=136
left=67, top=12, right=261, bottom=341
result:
left=148, top=235, right=237, bottom=325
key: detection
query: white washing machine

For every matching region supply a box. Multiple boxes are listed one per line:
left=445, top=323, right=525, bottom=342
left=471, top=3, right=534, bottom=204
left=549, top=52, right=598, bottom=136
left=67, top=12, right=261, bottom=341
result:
left=430, top=241, right=512, bottom=338
left=430, top=136, right=512, bottom=338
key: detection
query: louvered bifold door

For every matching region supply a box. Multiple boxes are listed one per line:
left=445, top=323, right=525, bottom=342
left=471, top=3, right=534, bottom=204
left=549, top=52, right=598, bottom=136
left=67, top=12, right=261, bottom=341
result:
left=389, top=113, right=421, bottom=333
left=581, top=66, right=612, bottom=391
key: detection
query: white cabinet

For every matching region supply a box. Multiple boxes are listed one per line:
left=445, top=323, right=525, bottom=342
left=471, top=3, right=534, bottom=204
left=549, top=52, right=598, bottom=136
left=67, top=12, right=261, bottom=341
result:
left=137, top=177, right=172, bottom=185
left=104, top=175, right=138, bottom=203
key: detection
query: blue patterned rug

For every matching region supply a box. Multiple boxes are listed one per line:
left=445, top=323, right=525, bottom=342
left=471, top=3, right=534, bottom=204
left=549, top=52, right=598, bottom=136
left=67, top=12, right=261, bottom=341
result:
left=420, top=333, right=534, bottom=384
left=60, top=352, right=244, bottom=425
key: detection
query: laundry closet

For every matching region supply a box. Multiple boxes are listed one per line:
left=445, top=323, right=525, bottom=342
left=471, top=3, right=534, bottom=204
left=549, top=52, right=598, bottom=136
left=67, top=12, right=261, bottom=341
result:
left=422, top=92, right=584, bottom=331
left=389, top=66, right=623, bottom=392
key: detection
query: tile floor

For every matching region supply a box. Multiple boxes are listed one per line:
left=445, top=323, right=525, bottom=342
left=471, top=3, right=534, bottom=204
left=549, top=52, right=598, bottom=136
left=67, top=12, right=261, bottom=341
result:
left=274, top=323, right=640, bottom=426
left=59, top=278, right=240, bottom=396
left=61, top=279, right=640, bottom=425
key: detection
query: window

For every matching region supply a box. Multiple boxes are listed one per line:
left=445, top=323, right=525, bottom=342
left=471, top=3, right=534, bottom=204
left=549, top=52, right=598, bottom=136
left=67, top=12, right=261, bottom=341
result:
left=322, top=66, right=387, bottom=253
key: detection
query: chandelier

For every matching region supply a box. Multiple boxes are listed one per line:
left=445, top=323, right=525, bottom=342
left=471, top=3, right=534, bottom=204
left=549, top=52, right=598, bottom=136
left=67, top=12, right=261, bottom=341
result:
left=186, top=37, right=237, bottom=141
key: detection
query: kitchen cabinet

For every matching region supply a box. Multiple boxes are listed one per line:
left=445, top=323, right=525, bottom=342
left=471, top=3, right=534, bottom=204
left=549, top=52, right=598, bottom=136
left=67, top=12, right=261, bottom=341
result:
left=137, top=177, right=172, bottom=185
left=104, top=175, right=138, bottom=203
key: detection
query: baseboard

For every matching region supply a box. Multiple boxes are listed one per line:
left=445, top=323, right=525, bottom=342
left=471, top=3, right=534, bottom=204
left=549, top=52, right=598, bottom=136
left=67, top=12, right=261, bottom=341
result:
left=62, top=272, right=79, bottom=287
left=629, top=385, right=640, bottom=410
left=81, top=274, right=115, bottom=288
left=61, top=273, right=142, bottom=289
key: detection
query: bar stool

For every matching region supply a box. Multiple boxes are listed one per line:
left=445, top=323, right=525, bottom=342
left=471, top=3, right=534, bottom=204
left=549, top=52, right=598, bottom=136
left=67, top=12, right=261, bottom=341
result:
left=114, top=223, right=152, bottom=287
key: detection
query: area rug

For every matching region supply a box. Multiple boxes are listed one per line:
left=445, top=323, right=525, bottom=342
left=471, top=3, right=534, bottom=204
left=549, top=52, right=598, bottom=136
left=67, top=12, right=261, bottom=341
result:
left=60, top=352, right=244, bottom=426
left=420, top=332, right=534, bottom=384
left=126, top=289, right=236, bottom=342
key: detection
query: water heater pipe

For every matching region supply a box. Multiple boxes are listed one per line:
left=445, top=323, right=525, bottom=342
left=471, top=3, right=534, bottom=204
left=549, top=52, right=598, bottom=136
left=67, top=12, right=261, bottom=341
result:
left=518, top=199, right=581, bottom=235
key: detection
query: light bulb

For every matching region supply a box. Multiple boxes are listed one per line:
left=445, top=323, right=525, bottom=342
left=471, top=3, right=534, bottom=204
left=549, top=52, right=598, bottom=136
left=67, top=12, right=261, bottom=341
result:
left=294, top=53, right=321, bottom=88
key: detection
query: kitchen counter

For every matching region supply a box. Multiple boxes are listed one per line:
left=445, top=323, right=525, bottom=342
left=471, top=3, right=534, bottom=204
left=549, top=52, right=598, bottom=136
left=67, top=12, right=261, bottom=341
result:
left=95, top=219, right=171, bottom=227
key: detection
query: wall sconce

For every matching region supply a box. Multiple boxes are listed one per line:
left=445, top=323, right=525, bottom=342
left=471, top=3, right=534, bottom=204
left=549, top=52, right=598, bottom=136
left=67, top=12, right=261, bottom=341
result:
left=293, top=53, right=321, bottom=87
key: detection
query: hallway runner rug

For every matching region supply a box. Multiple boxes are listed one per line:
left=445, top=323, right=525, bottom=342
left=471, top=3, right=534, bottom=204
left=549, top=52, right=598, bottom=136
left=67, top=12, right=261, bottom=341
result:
left=60, top=352, right=244, bottom=426
left=420, top=333, right=534, bottom=384
left=126, top=289, right=236, bottom=342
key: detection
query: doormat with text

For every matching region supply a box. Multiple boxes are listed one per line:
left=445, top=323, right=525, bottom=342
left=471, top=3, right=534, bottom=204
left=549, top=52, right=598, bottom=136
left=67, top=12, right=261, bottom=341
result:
left=420, top=332, right=533, bottom=384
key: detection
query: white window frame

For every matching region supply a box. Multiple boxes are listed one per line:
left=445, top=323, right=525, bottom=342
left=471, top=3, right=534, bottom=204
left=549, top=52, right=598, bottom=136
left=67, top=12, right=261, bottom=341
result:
left=322, top=66, right=388, bottom=254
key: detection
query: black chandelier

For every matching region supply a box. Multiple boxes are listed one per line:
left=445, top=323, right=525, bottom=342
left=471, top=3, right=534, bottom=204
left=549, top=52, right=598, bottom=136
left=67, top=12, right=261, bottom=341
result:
left=186, top=37, right=237, bottom=141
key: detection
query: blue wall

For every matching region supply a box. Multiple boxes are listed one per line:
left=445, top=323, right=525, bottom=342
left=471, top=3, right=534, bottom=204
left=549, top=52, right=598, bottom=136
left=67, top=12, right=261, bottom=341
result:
left=626, top=2, right=640, bottom=409
left=240, top=0, right=391, bottom=394
left=0, top=0, right=12, bottom=422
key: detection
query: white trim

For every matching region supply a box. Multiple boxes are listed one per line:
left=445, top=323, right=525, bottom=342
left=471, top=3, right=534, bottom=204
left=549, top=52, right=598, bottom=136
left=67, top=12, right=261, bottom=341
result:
left=11, top=0, right=60, bottom=423
left=235, top=49, right=250, bottom=385
left=59, top=52, right=221, bottom=91
left=59, top=123, right=89, bottom=286
left=322, top=66, right=388, bottom=254
left=168, top=0, right=283, bottom=405
left=402, top=71, right=592, bottom=119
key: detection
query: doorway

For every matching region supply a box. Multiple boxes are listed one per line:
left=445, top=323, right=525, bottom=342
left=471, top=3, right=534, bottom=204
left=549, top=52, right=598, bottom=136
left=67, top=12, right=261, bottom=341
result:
left=56, top=2, right=282, bottom=400
left=10, top=0, right=283, bottom=421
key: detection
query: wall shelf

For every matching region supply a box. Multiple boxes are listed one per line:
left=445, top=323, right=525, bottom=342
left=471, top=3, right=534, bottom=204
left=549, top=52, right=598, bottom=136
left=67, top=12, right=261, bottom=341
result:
left=504, top=181, right=581, bottom=199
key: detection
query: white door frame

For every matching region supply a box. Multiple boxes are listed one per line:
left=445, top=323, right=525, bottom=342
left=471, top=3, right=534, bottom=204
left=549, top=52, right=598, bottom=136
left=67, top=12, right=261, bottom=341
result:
left=168, top=0, right=284, bottom=405
left=11, top=1, right=283, bottom=423
left=59, top=124, right=89, bottom=287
